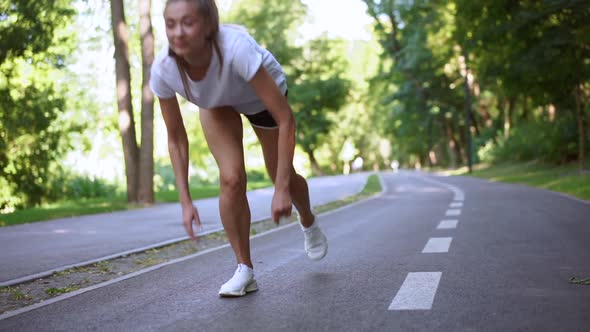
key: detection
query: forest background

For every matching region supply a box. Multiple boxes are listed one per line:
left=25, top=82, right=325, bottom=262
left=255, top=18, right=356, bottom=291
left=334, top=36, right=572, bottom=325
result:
left=1, top=0, right=588, bottom=219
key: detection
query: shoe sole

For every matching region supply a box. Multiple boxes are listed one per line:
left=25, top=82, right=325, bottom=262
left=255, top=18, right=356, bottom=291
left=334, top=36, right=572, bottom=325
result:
left=219, top=280, right=258, bottom=297
left=308, top=247, right=328, bottom=261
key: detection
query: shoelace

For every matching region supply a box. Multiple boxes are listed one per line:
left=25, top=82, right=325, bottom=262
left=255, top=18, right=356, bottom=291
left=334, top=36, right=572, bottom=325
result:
left=305, top=228, right=322, bottom=249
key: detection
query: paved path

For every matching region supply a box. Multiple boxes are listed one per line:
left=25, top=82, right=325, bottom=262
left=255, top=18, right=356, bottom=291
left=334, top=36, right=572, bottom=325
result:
left=0, top=173, right=370, bottom=285
left=2, top=171, right=589, bottom=330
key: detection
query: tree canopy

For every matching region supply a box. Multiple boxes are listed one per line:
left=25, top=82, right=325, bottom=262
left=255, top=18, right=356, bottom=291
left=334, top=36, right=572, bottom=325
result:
left=0, top=0, right=78, bottom=210
left=363, top=0, right=590, bottom=169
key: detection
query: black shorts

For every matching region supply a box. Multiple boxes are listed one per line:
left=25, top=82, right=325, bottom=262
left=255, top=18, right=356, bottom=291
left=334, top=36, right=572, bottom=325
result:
left=245, top=110, right=278, bottom=129
left=244, top=90, right=288, bottom=129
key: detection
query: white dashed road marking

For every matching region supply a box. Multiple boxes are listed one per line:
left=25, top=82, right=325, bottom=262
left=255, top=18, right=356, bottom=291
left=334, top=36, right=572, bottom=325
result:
left=389, top=173, right=466, bottom=312
left=389, top=272, right=442, bottom=310
left=445, top=209, right=461, bottom=216
left=422, top=237, right=453, bottom=253
left=437, top=220, right=458, bottom=229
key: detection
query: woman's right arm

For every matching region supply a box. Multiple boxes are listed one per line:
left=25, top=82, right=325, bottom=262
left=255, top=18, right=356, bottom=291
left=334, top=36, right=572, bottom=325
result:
left=159, top=97, right=201, bottom=240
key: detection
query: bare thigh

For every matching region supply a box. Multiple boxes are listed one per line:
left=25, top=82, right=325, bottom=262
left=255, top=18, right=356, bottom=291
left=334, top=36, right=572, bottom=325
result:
left=199, top=107, right=246, bottom=183
left=252, top=126, right=284, bottom=181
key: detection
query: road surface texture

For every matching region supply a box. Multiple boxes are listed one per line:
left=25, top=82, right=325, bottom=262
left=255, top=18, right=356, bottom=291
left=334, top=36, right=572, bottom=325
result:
left=1, top=171, right=589, bottom=331
left=0, top=173, right=369, bottom=286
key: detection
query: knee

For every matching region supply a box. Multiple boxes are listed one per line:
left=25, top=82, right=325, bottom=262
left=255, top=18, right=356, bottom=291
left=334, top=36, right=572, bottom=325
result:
left=219, top=171, right=247, bottom=195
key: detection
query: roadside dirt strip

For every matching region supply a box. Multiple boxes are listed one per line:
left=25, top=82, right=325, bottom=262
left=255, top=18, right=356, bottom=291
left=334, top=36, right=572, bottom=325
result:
left=0, top=175, right=383, bottom=316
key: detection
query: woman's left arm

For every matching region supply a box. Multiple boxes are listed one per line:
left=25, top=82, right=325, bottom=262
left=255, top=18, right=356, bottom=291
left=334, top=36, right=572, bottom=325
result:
left=248, top=66, right=296, bottom=221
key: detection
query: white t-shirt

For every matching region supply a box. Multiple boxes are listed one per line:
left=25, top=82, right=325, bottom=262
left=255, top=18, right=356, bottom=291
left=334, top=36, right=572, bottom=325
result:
left=149, top=24, right=287, bottom=115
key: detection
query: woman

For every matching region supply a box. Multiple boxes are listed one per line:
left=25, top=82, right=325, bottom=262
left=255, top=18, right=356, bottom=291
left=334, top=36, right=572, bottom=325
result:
left=149, top=0, right=328, bottom=297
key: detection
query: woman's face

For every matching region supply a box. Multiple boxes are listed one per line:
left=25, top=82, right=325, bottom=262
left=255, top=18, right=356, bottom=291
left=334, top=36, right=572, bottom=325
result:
left=164, top=1, right=209, bottom=57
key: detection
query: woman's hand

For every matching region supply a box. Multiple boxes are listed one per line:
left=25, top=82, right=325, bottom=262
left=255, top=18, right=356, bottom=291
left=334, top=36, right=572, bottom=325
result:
left=182, top=203, right=202, bottom=241
left=272, top=188, right=293, bottom=224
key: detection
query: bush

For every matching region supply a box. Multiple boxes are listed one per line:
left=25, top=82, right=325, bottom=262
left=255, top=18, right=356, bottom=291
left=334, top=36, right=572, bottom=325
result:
left=154, top=162, right=177, bottom=191
left=0, top=177, right=24, bottom=213
left=247, top=168, right=270, bottom=182
left=154, top=160, right=222, bottom=192
left=46, top=173, right=120, bottom=202
left=0, top=170, right=120, bottom=212
left=480, top=115, right=579, bottom=164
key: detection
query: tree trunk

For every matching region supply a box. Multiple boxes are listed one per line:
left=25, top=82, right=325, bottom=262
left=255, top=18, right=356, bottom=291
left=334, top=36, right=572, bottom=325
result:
left=461, top=47, right=473, bottom=173
left=452, top=110, right=467, bottom=165
left=470, top=110, right=481, bottom=137
left=586, top=84, right=590, bottom=155
left=426, top=117, right=434, bottom=167
left=443, top=117, right=458, bottom=168
left=111, top=0, right=139, bottom=202
left=138, top=0, right=155, bottom=205
left=575, top=84, right=586, bottom=171
left=521, top=96, right=530, bottom=120
left=504, top=97, right=514, bottom=139
left=306, top=150, right=324, bottom=176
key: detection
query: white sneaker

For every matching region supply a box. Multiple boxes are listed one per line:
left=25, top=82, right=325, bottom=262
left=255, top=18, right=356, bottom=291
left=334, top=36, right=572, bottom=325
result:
left=302, top=218, right=328, bottom=261
left=218, top=264, right=258, bottom=297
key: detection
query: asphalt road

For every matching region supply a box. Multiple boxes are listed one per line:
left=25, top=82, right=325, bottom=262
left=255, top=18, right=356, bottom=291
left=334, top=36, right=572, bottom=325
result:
left=1, top=171, right=589, bottom=331
left=0, top=173, right=369, bottom=285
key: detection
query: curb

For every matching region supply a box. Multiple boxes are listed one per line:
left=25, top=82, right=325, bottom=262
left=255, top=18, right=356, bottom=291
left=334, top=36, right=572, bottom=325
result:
left=0, top=174, right=385, bottom=320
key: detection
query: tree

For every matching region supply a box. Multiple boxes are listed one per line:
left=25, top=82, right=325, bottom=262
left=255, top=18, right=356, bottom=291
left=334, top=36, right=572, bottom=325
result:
left=109, top=0, right=155, bottom=204
left=322, top=38, right=384, bottom=173
left=362, top=0, right=590, bottom=169
left=224, top=0, right=307, bottom=72
left=226, top=1, right=351, bottom=174
left=289, top=36, right=351, bottom=174
left=0, top=0, right=78, bottom=209
left=455, top=0, right=590, bottom=168
left=138, top=0, right=155, bottom=203
left=364, top=0, right=467, bottom=168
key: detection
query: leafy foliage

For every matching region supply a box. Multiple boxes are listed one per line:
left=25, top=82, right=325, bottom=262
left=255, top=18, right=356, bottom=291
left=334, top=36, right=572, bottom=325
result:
left=0, top=0, right=75, bottom=65
left=0, top=0, right=78, bottom=210
left=224, top=0, right=306, bottom=71
left=363, top=0, right=590, bottom=169
left=225, top=1, right=351, bottom=174
left=486, top=115, right=579, bottom=164
left=288, top=36, right=351, bottom=173
left=290, top=37, right=351, bottom=152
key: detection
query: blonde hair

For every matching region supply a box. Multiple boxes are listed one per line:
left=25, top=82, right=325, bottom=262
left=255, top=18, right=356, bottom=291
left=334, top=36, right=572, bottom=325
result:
left=166, top=0, right=223, bottom=101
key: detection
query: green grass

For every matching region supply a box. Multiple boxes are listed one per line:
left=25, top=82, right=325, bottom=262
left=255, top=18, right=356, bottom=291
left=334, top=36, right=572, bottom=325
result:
left=45, top=285, right=83, bottom=296
left=0, top=180, right=272, bottom=227
left=155, top=180, right=272, bottom=202
left=0, top=286, right=31, bottom=301
left=448, top=160, right=590, bottom=201
left=360, top=173, right=382, bottom=195
left=0, top=195, right=132, bottom=227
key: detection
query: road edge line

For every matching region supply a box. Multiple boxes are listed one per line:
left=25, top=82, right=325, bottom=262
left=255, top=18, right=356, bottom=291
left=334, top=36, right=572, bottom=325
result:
left=0, top=173, right=387, bottom=320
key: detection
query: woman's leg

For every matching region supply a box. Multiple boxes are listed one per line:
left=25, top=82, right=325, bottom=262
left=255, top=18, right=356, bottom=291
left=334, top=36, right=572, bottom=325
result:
left=252, top=126, right=315, bottom=228
left=200, top=107, right=253, bottom=268
left=253, top=125, right=327, bottom=261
